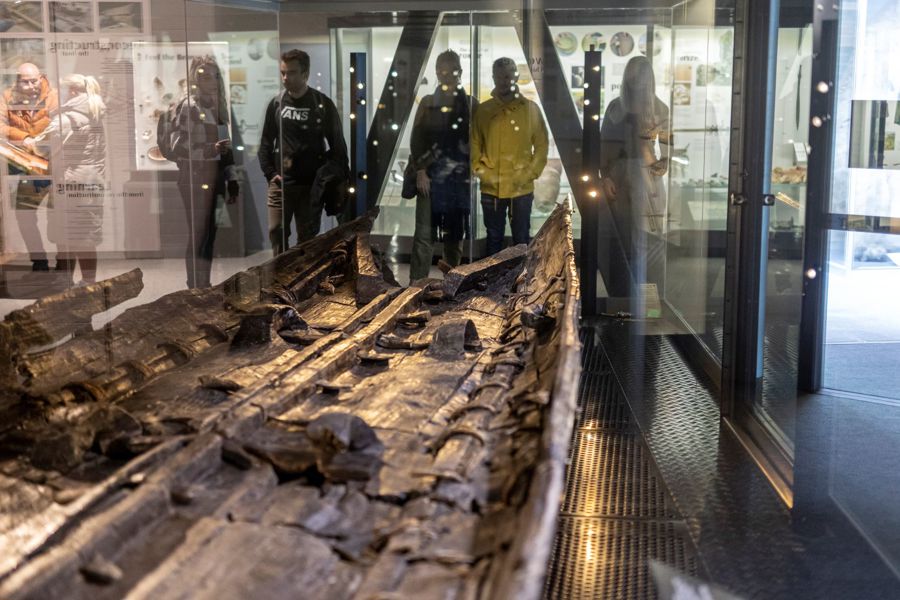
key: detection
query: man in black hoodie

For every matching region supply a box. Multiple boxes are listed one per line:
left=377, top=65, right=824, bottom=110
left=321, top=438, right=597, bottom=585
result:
left=259, top=49, right=348, bottom=255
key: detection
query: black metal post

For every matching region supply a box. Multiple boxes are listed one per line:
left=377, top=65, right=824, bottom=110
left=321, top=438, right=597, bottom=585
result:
left=797, top=2, right=839, bottom=392
left=350, top=52, right=367, bottom=218
left=581, top=47, right=603, bottom=316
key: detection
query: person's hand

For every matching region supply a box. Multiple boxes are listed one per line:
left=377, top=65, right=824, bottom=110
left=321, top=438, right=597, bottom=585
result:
left=215, top=139, right=231, bottom=155
left=649, top=159, right=668, bottom=178
left=600, top=177, right=617, bottom=200
left=270, top=174, right=282, bottom=186
left=227, top=180, right=240, bottom=203
left=416, top=169, right=430, bottom=199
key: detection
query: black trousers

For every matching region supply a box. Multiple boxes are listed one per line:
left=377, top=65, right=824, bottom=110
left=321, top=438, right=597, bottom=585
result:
left=177, top=160, right=222, bottom=288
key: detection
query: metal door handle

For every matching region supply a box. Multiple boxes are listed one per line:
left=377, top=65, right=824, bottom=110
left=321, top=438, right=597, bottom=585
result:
left=730, top=192, right=747, bottom=206
left=762, top=194, right=776, bottom=206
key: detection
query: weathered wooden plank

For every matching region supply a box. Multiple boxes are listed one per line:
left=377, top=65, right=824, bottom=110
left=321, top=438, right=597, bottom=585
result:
left=442, top=244, right=527, bottom=299
left=1, top=268, right=144, bottom=354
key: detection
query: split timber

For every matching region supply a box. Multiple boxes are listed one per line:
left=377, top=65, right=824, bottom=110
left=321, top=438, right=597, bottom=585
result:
left=0, top=204, right=581, bottom=600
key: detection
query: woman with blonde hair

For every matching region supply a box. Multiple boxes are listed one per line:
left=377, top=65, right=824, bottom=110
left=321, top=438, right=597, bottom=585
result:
left=26, top=73, right=107, bottom=285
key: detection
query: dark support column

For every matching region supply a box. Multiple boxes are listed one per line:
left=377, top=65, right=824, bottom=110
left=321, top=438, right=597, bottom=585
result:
left=721, top=0, right=780, bottom=414
left=364, top=11, right=440, bottom=208
left=581, top=48, right=603, bottom=316
left=517, top=10, right=631, bottom=315
left=350, top=53, right=368, bottom=219
left=797, top=2, right=839, bottom=392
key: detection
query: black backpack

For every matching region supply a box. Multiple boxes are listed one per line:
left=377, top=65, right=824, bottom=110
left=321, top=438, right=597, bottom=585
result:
left=156, top=103, right=179, bottom=161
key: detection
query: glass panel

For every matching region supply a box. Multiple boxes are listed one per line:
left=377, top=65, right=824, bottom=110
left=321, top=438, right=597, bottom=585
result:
left=663, top=25, right=733, bottom=356
left=0, top=1, right=279, bottom=314
left=824, top=230, right=900, bottom=401
left=832, top=0, right=900, bottom=218
left=751, top=22, right=814, bottom=460
left=823, top=0, right=900, bottom=401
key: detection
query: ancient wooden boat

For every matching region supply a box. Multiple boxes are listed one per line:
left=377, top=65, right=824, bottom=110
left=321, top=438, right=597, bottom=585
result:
left=0, top=203, right=580, bottom=599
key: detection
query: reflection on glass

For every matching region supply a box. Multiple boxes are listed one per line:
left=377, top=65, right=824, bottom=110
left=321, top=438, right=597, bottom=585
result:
left=598, top=55, right=670, bottom=308
left=752, top=24, right=813, bottom=460
left=2, top=61, right=56, bottom=279
left=261, top=49, right=349, bottom=256
left=28, top=73, right=108, bottom=285
left=825, top=230, right=900, bottom=401
left=848, top=100, right=900, bottom=170
left=472, top=56, right=549, bottom=256
left=164, top=55, right=239, bottom=289
left=408, top=49, right=474, bottom=280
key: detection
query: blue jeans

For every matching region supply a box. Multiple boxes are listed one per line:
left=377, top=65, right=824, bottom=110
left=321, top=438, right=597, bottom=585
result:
left=481, top=193, right=533, bottom=256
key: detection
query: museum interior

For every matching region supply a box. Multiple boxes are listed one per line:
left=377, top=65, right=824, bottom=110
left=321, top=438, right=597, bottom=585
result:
left=1, top=0, right=899, bottom=598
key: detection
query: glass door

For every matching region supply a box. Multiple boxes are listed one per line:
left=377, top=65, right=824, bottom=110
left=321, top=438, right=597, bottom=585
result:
left=723, top=0, right=814, bottom=506
left=819, top=0, right=900, bottom=402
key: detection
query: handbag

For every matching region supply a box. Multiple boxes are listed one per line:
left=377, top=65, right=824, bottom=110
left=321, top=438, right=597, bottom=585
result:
left=401, top=156, right=418, bottom=199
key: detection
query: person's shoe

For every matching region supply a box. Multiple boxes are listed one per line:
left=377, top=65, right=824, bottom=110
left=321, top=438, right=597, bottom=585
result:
left=31, top=259, right=50, bottom=271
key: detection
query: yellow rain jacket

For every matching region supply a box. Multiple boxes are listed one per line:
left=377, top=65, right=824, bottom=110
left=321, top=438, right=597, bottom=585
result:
left=471, top=93, right=549, bottom=199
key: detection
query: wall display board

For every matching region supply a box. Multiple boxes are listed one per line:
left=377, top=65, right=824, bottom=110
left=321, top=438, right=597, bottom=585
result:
left=131, top=42, right=231, bottom=172
left=665, top=28, right=733, bottom=236
left=208, top=31, right=281, bottom=152
left=0, top=0, right=150, bottom=255
left=550, top=25, right=649, bottom=122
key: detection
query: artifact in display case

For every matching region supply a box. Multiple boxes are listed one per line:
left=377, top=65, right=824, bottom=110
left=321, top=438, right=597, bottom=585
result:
left=49, top=1, right=93, bottom=33
left=772, top=165, right=807, bottom=184
left=0, top=140, right=48, bottom=175
left=0, top=204, right=580, bottom=600
left=0, top=1, right=43, bottom=33
left=98, top=1, right=143, bottom=32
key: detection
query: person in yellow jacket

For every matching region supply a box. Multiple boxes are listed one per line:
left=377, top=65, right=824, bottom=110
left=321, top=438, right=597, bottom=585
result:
left=471, top=57, right=548, bottom=256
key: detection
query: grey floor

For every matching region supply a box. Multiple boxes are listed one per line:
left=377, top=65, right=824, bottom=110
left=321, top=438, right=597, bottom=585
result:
left=552, top=323, right=900, bottom=599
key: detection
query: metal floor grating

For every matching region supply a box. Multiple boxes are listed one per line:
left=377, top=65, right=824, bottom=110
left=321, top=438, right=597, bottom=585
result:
left=544, top=327, right=701, bottom=599
left=544, top=517, right=700, bottom=599
left=561, top=430, right=679, bottom=519
left=576, top=370, right=632, bottom=431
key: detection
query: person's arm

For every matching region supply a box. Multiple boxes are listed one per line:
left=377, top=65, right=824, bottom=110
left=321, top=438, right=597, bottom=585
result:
left=322, top=95, right=349, bottom=175
left=258, top=98, right=280, bottom=182
left=27, top=108, right=67, bottom=156
left=470, top=104, right=485, bottom=178
left=0, top=94, right=29, bottom=142
left=650, top=99, right=671, bottom=177
left=528, top=102, right=549, bottom=180
left=409, top=96, right=431, bottom=170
